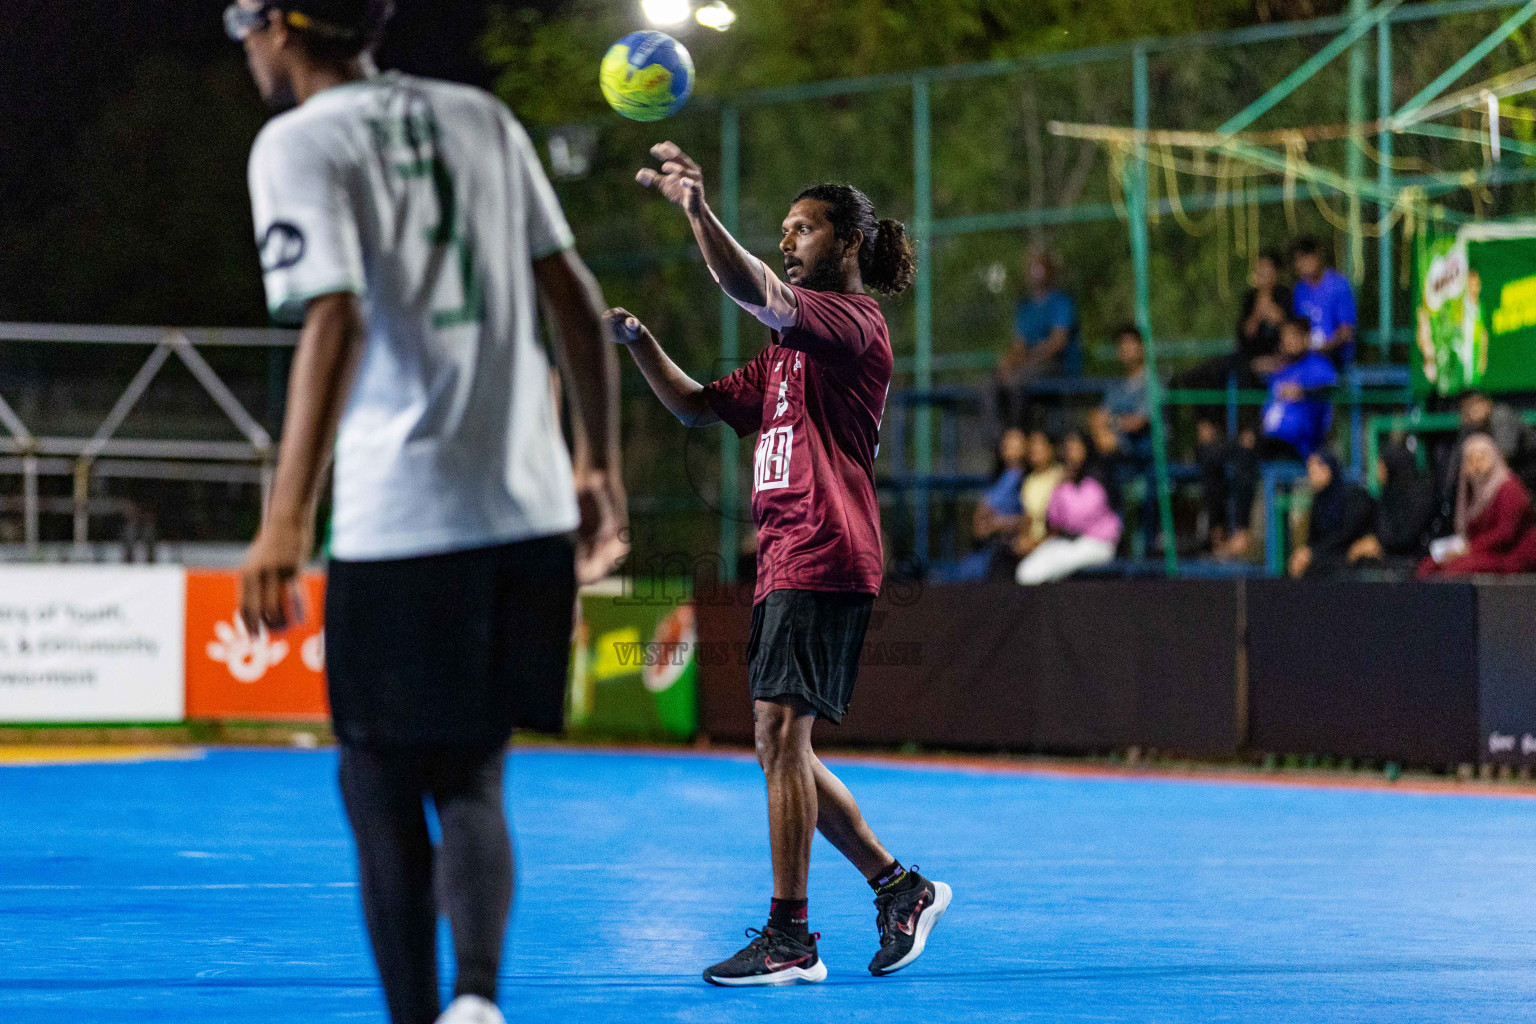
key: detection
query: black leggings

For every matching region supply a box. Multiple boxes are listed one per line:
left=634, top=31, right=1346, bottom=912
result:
left=339, top=745, right=512, bottom=1024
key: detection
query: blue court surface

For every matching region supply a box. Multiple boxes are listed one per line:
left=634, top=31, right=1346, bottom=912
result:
left=4, top=747, right=1536, bottom=1023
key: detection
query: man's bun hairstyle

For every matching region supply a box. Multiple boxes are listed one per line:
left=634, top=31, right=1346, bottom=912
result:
left=281, top=0, right=394, bottom=58
left=795, top=183, right=917, bottom=296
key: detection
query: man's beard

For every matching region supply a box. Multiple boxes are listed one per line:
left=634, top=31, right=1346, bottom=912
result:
left=793, top=251, right=846, bottom=292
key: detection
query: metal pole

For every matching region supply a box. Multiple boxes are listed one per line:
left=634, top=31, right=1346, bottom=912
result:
left=912, top=74, right=934, bottom=566
left=718, top=103, right=741, bottom=583
left=72, top=458, right=89, bottom=553
left=1392, top=0, right=1536, bottom=125
left=1377, top=17, right=1395, bottom=364
left=1346, top=0, right=1370, bottom=281
left=1216, top=0, right=1401, bottom=136
left=1131, top=47, right=1179, bottom=574
left=22, top=455, right=38, bottom=556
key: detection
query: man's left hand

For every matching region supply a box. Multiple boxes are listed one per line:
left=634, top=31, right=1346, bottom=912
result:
left=239, top=515, right=311, bottom=633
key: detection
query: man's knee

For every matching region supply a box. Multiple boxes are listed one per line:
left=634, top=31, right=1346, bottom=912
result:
left=753, top=699, right=811, bottom=772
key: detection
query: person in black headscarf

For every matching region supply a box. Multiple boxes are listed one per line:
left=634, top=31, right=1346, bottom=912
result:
left=1289, top=448, right=1377, bottom=577
left=1374, top=441, right=1437, bottom=561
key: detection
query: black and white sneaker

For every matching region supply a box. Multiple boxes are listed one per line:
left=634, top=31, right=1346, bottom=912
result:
left=702, top=927, right=827, bottom=986
left=868, top=868, right=952, bottom=976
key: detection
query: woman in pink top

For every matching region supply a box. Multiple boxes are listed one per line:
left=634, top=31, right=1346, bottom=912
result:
left=1016, top=431, right=1122, bottom=584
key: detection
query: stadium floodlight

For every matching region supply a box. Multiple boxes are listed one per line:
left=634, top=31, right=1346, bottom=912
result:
left=695, top=1, right=736, bottom=31
left=641, top=0, right=692, bottom=27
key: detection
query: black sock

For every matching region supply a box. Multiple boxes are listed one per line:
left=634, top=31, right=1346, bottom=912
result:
left=768, top=897, right=809, bottom=938
left=870, top=859, right=919, bottom=894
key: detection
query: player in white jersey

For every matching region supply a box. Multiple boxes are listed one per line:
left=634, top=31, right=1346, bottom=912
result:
left=227, top=3, right=626, bottom=1022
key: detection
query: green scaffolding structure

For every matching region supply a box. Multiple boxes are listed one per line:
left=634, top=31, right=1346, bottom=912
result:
left=701, top=0, right=1536, bottom=578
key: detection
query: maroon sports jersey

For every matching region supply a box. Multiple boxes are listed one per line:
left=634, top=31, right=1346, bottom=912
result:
left=703, top=285, right=892, bottom=602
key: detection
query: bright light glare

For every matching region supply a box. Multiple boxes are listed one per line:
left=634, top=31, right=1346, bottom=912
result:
left=695, top=1, right=736, bottom=30
left=641, top=0, right=692, bottom=26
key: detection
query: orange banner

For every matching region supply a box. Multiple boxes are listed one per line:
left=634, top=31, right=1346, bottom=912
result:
left=184, top=570, right=328, bottom=721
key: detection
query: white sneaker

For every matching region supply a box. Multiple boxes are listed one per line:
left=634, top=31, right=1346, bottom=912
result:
left=435, top=995, right=506, bottom=1024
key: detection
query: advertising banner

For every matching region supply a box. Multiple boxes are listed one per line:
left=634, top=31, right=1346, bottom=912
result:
left=184, top=570, right=328, bottom=721
left=1416, top=220, right=1536, bottom=397
left=569, top=580, right=697, bottom=740
left=0, top=566, right=186, bottom=723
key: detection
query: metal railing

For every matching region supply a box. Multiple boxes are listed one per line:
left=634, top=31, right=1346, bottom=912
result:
left=0, top=323, right=297, bottom=557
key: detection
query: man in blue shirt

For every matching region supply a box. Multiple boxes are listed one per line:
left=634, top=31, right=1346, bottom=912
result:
left=1290, top=236, right=1357, bottom=366
left=1203, top=317, right=1338, bottom=558
left=994, top=251, right=1081, bottom=429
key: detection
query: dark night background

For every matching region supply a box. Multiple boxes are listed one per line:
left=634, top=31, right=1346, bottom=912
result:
left=0, top=0, right=545, bottom=326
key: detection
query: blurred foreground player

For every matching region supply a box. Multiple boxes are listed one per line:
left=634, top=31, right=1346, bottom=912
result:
left=609, top=143, right=951, bottom=984
left=228, top=2, right=626, bottom=1021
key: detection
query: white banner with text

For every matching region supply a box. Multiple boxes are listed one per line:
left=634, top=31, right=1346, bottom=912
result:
left=0, top=566, right=186, bottom=722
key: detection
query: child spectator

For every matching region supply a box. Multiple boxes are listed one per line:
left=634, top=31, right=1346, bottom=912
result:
left=1419, top=433, right=1536, bottom=577
left=1016, top=431, right=1121, bottom=585
left=1289, top=449, right=1377, bottom=578
left=1291, top=235, right=1357, bottom=366
left=1201, top=316, right=1338, bottom=558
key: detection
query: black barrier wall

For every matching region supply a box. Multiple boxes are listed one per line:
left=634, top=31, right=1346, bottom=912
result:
left=696, top=581, right=1242, bottom=756
left=1247, top=581, right=1480, bottom=766
left=1477, top=581, right=1536, bottom=767
left=695, top=578, right=1536, bottom=768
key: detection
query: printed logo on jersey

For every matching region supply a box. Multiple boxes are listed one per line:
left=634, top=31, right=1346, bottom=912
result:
left=258, top=221, right=306, bottom=273
left=754, top=425, right=794, bottom=492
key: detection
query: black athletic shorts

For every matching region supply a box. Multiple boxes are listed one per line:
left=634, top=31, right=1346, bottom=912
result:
left=325, top=533, right=576, bottom=750
left=746, top=588, right=875, bottom=724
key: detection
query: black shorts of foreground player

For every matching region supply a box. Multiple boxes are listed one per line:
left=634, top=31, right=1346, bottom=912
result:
left=609, top=142, right=951, bottom=985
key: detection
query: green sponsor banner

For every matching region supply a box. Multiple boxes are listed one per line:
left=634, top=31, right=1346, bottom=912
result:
left=1417, top=220, right=1536, bottom=397
left=567, top=578, right=697, bottom=741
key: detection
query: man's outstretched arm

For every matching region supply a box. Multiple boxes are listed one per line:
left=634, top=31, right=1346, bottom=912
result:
left=636, top=142, right=796, bottom=320
left=605, top=307, right=720, bottom=428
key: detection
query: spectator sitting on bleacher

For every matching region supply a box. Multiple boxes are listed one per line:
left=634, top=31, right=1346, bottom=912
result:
left=1446, top=390, right=1536, bottom=498
left=1202, top=316, right=1338, bottom=559
left=1013, top=428, right=1064, bottom=560
left=1016, top=431, right=1121, bottom=585
left=1371, top=440, right=1437, bottom=564
left=994, top=250, right=1081, bottom=429
left=953, top=428, right=1031, bottom=581
left=1418, top=433, right=1536, bottom=577
left=1288, top=449, right=1377, bottom=578
left=1172, top=251, right=1290, bottom=437
left=1089, top=325, right=1151, bottom=463
left=1291, top=235, right=1357, bottom=367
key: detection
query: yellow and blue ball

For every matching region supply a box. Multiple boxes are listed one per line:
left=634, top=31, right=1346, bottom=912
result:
left=600, top=31, right=695, bottom=122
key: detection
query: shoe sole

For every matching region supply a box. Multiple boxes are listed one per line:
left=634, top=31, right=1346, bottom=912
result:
left=704, top=958, right=828, bottom=987
left=872, top=881, right=952, bottom=976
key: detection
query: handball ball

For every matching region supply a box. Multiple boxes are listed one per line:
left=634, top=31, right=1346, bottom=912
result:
left=600, top=31, right=694, bottom=122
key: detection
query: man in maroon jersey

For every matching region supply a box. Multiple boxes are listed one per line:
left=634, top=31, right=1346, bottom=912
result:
left=606, top=142, right=951, bottom=986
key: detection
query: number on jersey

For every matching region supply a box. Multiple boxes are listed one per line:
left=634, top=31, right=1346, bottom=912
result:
left=754, top=426, right=794, bottom=492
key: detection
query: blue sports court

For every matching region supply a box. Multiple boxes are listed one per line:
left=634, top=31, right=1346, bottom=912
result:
left=3, top=746, right=1536, bottom=1023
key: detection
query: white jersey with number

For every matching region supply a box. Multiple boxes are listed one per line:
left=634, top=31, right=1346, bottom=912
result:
left=248, top=71, right=579, bottom=561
